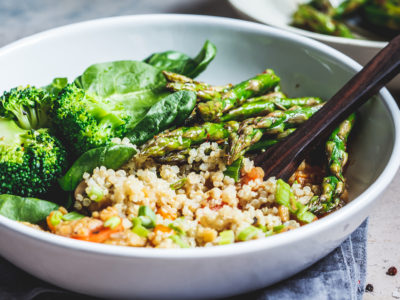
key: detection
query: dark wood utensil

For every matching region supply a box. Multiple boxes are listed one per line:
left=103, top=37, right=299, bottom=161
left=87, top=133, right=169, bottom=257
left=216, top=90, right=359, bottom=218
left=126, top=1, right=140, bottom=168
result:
left=255, top=34, right=400, bottom=181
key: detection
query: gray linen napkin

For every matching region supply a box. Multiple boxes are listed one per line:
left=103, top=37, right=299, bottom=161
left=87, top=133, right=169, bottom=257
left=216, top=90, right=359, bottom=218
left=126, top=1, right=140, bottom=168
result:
left=0, top=219, right=367, bottom=300
left=230, top=219, right=368, bottom=300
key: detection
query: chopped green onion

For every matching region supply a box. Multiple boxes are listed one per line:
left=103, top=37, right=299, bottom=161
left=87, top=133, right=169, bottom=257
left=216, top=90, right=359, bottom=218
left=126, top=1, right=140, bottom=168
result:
left=168, top=223, right=185, bottom=236
left=131, top=217, right=149, bottom=238
left=61, top=211, right=85, bottom=221
left=276, top=179, right=316, bottom=223
left=257, top=224, right=268, bottom=232
left=265, top=230, right=274, bottom=237
left=170, top=234, right=189, bottom=248
left=237, top=225, right=259, bottom=241
left=138, top=205, right=156, bottom=228
left=275, top=179, right=291, bottom=207
left=86, top=185, right=104, bottom=202
left=218, top=230, right=235, bottom=245
left=170, top=178, right=187, bottom=190
left=49, top=211, right=63, bottom=227
left=103, top=216, right=121, bottom=229
left=297, top=209, right=316, bottom=223
left=293, top=201, right=316, bottom=223
left=168, top=217, right=186, bottom=236
left=297, top=205, right=307, bottom=216
left=273, top=224, right=285, bottom=233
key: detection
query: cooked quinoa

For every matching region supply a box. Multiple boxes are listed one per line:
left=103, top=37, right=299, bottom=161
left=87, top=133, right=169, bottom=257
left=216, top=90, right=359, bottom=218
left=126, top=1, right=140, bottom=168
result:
left=45, top=142, right=317, bottom=248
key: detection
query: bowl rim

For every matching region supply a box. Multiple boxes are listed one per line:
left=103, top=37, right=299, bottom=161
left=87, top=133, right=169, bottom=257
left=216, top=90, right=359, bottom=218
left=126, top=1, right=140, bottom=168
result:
left=228, top=0, right=388, bottom=49
left=0, top=13, right=399, bottom=259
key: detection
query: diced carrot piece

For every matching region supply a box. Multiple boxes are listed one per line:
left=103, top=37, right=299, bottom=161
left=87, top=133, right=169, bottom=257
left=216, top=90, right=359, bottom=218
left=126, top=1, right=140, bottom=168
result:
left=210, top=203, right=225, bottom=211
left=153, top=224, right=173, bottom=235
left=72, top=220, right=123, bottom=243
left=46, top=212, right=57, bottom=232
left=158, top=207, right=177, bottom=220
left=242, top=167, right=264, bottom=185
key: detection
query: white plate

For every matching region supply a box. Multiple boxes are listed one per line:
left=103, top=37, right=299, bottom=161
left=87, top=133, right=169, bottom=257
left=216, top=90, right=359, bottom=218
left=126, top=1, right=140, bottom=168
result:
left=229, top=0, right=400, bottom=91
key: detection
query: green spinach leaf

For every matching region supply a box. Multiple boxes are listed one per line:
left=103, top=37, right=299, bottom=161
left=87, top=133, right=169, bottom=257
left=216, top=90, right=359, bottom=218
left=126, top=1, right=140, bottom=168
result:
left=128, top=91, right=196, bottom=146
left=43, top=77, right=68, bottom=97
left=0, top=194, right=59, bottom=223
left=144, top=40, right=217, bottom=78
left=59, top=144, right=137, bottom=191
left=224, top=157, right=243, bottom=182
left=74, top=60, right=169, bottom=129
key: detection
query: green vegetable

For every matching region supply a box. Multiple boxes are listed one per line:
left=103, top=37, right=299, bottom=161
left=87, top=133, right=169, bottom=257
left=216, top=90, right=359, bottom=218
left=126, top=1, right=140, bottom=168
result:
left=138, top=205, right=157, bottom=229
left=308, top=0, right=335, bottom=14
left=156, top=149, right=191, bottom=164
left=0, top=86, right=52, bottom=130
left=326, top=113, right=355, bottom=181
left=265, top=229, right=275, bottom=237
left=49, top=211, right=63, bottom=227
left=237, top=226, right=259, bottom=241
left=218, top=230, right=235, bottom=245
left=296, top=206, right=316, bottom=223
left=273, top=224, right=286, bottom=233
left=334, top=0, right=366, bottom=17
left=104, top=216, right=121, bottom=229
left=144, top=40, right=217, bottom=78
left=310, top=114, right=356, bottom=215
left=53, top=60, right=168, bottom=155
left=292, top=3, right=354, bottom=38
left=58, top=144, right=136, bottom=191
left=140, top=121, right=238, bottom=158
left=363, top=1, right=400, bottom=30
left=170, top=234, right=189, bottom=248
left=170, top=178, right=187, bottom=190
left=163, top=71, right=231, bottom=101
left=198, top=69, right=280, bottom=121
left=131, top=217, right=149, bottom=238
left=310, top=176, right=342, bottom=214
left=61, top=211, right=85, bottom=221
left=43, top=77, right=68, bottom=97
left=220, top=96, right=323, bottom=122
left=223, top=157, right=243, bottom=182
left=275, top=179, right=316, bottom=223
left=168, top=217, right=186, bottom=236
left=0, top=86, right=68, bottom=197
left=275, top=179, right=291, bottom=208
left=227, top=105, right=321, bottom=165
left=220, top=100, right=277, bottom=122
left=127, top=91, right=196, bottom=146
left=0, top=194, right=59, bottom=223
left=248, top=138, right=279, bottom=152
left=0, top=118, right=68, bottom=197
left=86, top=185, right=104, bottom=202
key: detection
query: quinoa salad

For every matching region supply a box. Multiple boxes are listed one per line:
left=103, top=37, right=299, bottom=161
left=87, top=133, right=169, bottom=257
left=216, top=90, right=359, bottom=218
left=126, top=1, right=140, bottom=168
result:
left=46, top=141, right=318, bottom=248
left=0, top=41, right=353, bottom=248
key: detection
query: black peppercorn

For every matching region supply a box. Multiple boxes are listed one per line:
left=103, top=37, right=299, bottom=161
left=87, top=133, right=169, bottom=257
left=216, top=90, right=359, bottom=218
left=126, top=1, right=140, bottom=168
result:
left=365, top=284, right=373, bottom=292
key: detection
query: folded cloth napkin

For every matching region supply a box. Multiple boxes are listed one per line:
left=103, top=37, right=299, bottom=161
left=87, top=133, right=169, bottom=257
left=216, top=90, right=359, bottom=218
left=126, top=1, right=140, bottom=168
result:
left=230, top=219, right=368, bottom=300
left=0, top=219, right=367, bottom=300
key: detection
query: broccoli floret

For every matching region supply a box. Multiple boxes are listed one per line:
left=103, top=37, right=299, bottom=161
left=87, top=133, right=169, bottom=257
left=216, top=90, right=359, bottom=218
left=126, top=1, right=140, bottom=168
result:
left=0, top=117, right=68, bottom=197
left=0, top=86, right=52, bottom=130
left=52, top=84, right=129, bottom=155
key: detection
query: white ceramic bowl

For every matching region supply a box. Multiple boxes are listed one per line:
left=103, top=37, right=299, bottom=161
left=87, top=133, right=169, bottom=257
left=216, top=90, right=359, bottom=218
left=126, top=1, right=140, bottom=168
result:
left=0, top=14, right=399, bottom=300
left=229, top=0, right=400, bottom=92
